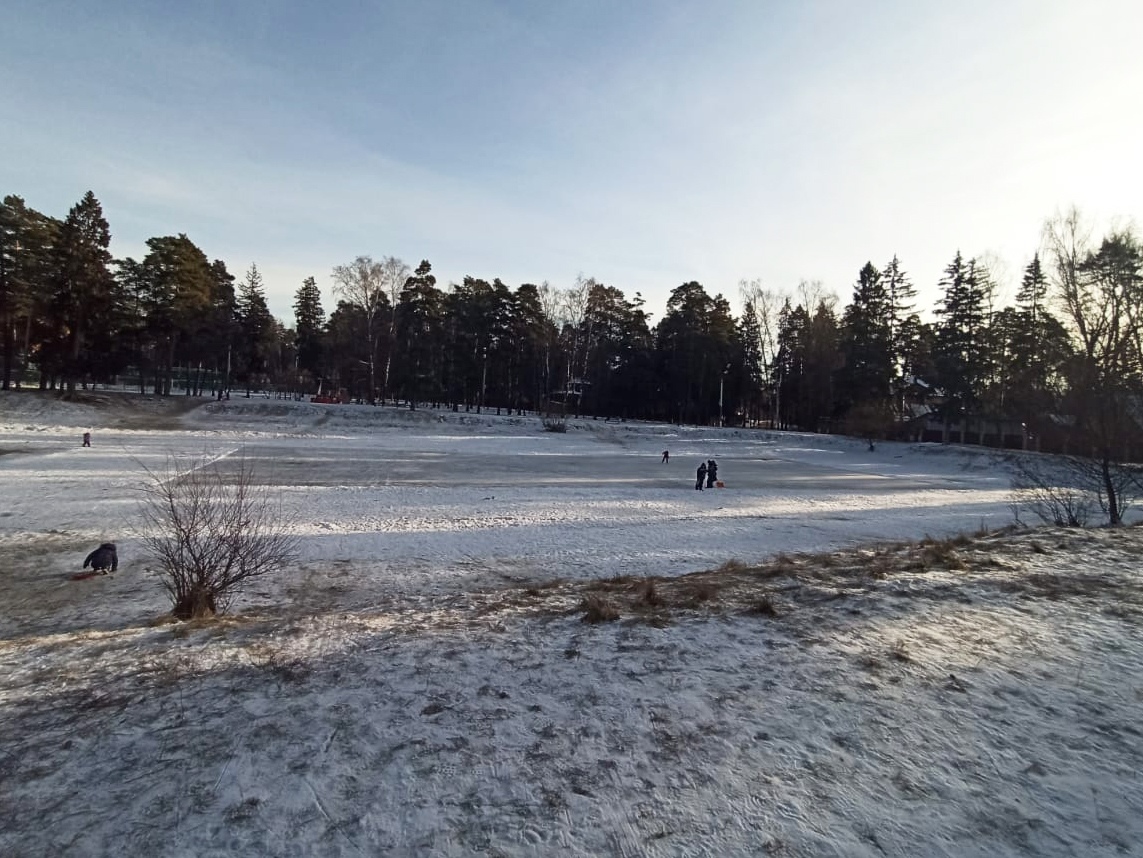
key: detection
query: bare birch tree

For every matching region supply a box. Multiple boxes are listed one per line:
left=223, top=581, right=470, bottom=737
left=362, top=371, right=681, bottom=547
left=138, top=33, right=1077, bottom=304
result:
left=1042, top=207, right=1143, bottom=524
left=377, top=255, right=410, bottom=402
left=739, top=278, right=785, bottom=426
left=331, top=256, right=386, bottom=401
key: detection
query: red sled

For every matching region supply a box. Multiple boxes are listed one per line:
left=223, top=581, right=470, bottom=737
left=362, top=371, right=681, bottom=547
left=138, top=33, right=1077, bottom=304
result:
left=71, top=571, right=104, bottom=580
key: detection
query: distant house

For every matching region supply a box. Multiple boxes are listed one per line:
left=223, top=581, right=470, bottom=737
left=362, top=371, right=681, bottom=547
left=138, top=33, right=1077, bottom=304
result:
left=895, top=376, right=1027, bottom=448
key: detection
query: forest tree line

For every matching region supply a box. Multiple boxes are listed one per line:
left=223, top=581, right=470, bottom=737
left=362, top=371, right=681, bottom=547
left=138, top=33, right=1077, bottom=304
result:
left=2, top=192, right=1142, bottom=451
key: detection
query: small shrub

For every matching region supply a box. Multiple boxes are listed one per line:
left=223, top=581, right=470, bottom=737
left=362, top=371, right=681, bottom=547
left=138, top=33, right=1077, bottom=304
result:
left=139, top=452, right=298, bottom=620
left=542, top=417, right=568, bottom=433
left=581, top=594, right=620, bottom=623
left=919, top=538, right=966, bottom=570
left=868, top=552, right=894, bottom=579
left=1008, top=454, right=1095, bottom=527
left=748, top=595, right=777, bottom=616
left=636, top=579, right=663, bottom=607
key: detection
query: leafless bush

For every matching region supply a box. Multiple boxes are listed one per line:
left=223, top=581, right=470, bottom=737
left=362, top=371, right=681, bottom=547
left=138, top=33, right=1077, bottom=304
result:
left=1077, top=456, right=1143, bottom=525
left=1007, top=454, right=1095, bottom=527
left=139, top=452, right=298, bottom=620
left=541, top=417, right=568, bottom=433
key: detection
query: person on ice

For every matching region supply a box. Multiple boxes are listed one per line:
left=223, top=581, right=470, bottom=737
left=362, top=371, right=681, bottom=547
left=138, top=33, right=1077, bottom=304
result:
left=83, top=542, right=118, bottom=574
left=695, top=461, right=707, bottom=490
left=706, top=459, right=718, bottom=488
left=82, top=431, right=91, bottom=447
left=661, top=450, right=669, bottom=464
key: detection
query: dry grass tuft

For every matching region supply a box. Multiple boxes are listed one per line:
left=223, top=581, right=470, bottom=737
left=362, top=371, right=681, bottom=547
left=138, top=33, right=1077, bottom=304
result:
left=636, top=579, right=664, bottom=607
left=525, top=578, right=565, bottom=597
left=764, top=553, right=797, bottom=577
left=918, top=538, right=967, bottom=570
left=868, top=551, right=894, bottom=579
left=580, top=594, right=620, bottom=624
left=747, top=595, right=778, bottom=617
left=674, top=579, right=721, bottom=608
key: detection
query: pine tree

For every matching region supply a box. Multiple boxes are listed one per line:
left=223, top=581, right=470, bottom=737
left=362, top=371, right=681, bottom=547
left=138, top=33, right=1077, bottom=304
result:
left=135, top=234, right=216, bottom=394
left=293, top=276, right=326, bottom=383
left=838, top=262, right=892, bottom=412
left=209, top=260, right=237, bottom=393
left=656, top=282, right=733, bottom=425
left=52, top=191, right=114, bottom=392
left=393, top=260, right=442, bottom=409
left=934, top=251, right=990, bottom=436
left=0, top=197, right=60, bottom=389
left=235, top=263, right=274, bottom=395
left=773, top=300, right=808, bottom=430
left=1002, top=253, right=1070, bottom=420
left=883, top=255, right=918, bottom=408
left=736, top=299, right=766, bottom=425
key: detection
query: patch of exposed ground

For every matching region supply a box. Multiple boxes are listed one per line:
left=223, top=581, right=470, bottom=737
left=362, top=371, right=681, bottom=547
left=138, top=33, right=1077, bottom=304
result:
left=278, top=522, right=1142, bottom=634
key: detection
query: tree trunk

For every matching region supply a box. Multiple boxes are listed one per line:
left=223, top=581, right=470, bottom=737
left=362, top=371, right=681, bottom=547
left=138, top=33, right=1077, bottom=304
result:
left=173, top=587, right=218, bottom=621
left=1, top=308, right=12, bottom=390
left=1101, top=452, right=1121, bottom=526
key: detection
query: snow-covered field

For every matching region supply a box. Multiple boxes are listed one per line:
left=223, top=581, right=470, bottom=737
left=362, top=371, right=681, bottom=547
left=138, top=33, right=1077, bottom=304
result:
left=1, top=391, right=1141, bottom=857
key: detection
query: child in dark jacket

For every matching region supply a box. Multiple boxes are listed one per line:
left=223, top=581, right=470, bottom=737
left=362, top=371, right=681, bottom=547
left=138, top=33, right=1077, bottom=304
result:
left=695, top=462, right=707, bottom=490
left=83, top=542, right=118, bottom=574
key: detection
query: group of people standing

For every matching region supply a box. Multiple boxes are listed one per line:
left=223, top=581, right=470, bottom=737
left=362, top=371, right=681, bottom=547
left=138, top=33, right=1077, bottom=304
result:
left=695, top=458, right=718, bottom=490
left=661, top=450, right=721, bottom=490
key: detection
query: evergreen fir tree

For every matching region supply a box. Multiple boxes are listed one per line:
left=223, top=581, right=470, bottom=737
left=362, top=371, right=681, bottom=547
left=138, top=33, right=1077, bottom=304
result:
left=934, top=251, right=990, bottom=432
left=293, top=276, right=326, bottom=383
left=236, top=263, right=274, bottom=395
left=393, top=261, right=442, bottom=408
left=883, top=255, right=918, bottom=408
left=838, top=262, right=892, bottom=412
left=52, top=191, right=114, bottom=392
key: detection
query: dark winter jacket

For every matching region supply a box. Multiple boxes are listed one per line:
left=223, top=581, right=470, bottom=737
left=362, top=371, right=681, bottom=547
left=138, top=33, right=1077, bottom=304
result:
left=84, top=542, right=118, bottom=572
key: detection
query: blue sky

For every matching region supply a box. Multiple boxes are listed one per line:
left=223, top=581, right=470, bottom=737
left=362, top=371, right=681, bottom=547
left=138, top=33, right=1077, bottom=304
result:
left=3, top=0, right=1141, bottom=323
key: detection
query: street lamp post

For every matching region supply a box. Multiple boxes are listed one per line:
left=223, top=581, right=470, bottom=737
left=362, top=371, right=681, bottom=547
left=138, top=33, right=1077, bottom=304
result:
left=719, top=365, right=729, bottom=427
left=479, top=347, right=488, bottom=414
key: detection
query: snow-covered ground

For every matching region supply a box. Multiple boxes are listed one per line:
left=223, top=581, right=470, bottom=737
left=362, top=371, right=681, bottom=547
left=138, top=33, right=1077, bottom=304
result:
left=1, top=391, right=1141, bottom=857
